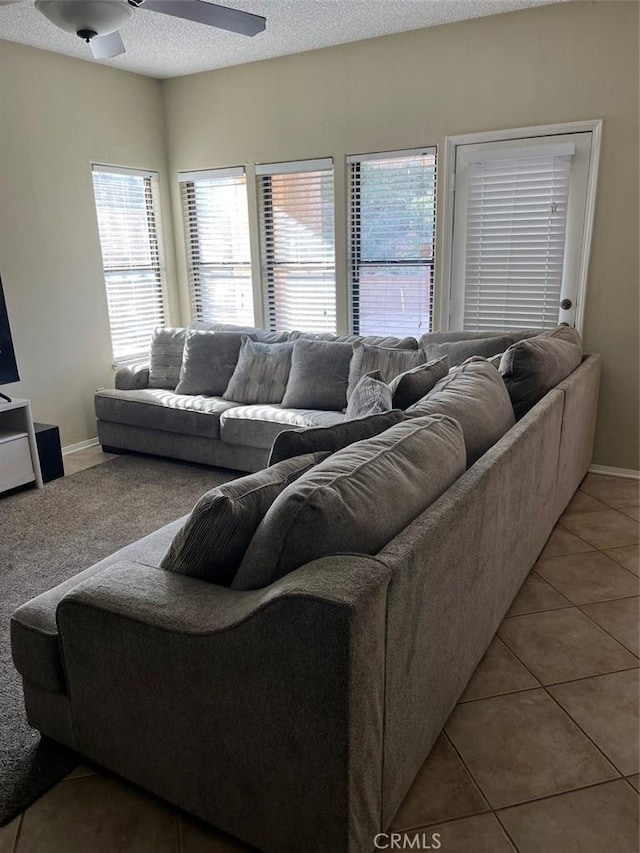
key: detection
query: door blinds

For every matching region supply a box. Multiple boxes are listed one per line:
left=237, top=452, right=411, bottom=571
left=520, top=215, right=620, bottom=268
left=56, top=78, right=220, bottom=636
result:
left=460, top=148, right=573, bottom=330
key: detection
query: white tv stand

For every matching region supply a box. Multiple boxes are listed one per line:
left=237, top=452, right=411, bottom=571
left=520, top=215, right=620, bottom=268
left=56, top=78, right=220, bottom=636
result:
left=0, top=398, right=43, bottom=494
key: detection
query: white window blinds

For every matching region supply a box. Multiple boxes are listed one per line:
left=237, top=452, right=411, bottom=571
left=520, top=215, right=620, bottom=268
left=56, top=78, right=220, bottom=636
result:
left=348, top=148, right=437, bottom=338
left=92, top=166, right=166, bottom=364
left=257, top=158, right=336, bottom=333
left=179, top=167, right=254, bottom=326
left=455, top=145, right=574, bottom=331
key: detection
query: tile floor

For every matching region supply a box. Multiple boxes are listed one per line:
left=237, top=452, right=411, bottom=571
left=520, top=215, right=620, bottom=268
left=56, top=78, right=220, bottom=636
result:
left=1, top=464, right=638, bottom=853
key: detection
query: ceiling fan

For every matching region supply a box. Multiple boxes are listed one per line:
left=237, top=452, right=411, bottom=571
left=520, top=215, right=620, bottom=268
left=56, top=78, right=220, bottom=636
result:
left=0, top=0, right=266, bottom=59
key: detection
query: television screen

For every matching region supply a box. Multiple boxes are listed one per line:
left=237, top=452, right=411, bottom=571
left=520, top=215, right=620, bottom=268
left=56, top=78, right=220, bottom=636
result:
left=0, top=275, right=19, bottom=386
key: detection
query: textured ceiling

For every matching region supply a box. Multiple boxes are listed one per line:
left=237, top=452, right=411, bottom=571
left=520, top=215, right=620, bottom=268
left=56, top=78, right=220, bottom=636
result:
left=0, top=0, right=567, bottom=79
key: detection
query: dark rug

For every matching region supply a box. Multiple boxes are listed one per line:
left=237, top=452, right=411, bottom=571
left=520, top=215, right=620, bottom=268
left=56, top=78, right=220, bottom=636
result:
left=0, top=454, right=237, bottom=826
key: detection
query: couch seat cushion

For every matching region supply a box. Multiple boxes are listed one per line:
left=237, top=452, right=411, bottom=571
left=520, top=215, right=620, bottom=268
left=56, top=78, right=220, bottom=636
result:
left=95, top=389, right=241, bottom=440
left=219, top=405, right=347, bottom=449
left=11, top=518, right=185, bottom=693
left=406, top=359, right=515, bottom=466
left=233, top=415, right=466, bottom=590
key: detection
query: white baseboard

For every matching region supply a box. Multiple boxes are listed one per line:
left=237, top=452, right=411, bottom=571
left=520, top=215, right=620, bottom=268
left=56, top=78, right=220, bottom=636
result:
left=588, top=465, right=640, bottom=480
left=62, top=437, right=100, bottom=456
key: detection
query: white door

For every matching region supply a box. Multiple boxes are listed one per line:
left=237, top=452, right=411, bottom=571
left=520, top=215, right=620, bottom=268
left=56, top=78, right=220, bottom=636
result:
left=449, top=132, right=593, bottom=331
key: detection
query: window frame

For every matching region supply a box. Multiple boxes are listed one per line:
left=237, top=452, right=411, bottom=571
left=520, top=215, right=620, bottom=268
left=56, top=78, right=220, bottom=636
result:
left=440, top=120, right=602, bottom=334
left=91, top=163, right=167, bottom=366
left=347, top=146, right=437, bottom=338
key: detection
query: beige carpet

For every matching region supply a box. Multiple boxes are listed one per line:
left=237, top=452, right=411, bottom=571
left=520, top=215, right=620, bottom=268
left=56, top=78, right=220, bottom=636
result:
left=0, top=454, right=238, bottom=826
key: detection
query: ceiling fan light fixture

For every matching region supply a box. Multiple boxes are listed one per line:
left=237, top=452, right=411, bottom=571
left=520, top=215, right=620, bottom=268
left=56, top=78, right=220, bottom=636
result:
left=34, top=0, right=132, bottom=38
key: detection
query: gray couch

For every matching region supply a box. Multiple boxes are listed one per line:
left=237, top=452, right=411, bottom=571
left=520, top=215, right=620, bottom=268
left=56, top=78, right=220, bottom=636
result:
left=95, top=323, right=538, bottom=471
left=11, top=347, right=601, bottom=853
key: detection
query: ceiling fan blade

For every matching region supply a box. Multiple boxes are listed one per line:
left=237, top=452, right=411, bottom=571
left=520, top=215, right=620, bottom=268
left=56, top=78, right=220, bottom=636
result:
left=142, top=0, right=265, bottom=36
left=89, top=30, right=126, bottom=59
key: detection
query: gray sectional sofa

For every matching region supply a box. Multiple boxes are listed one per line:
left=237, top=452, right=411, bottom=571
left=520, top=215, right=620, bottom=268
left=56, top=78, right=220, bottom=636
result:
left=11, top=322, right=601, bottom=853
left=94, top=322, right=538, bottom=471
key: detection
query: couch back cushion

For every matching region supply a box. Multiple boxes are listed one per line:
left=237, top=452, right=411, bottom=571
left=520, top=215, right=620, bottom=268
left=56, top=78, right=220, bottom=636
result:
left=222, top=336, right=294, bottom=404
left=406, top=359, right=515, bottom=466
left=175, top=330, right=246, bottom=396
left=388, top=356, right=450, bottom=409
left=500, top=332, right=583, bottom=419
left=161, top=452, right=328, bottom=585
left=281, top=339, right=354, bottom=411
left=288, top=331, right=419, bottom=349
left=347, top=342, right=426, bottom=399
left=422, top=335, right=515, bottom=367
left=268, top=409, right=404, bottom=465
left=148, top=327, right=187, bottom=390
left=189, top=320, right=288, bottom=343
left=233, top=415, right=466, bottom=589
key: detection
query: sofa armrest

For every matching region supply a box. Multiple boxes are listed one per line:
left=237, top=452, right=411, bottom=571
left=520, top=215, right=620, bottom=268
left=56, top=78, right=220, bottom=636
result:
left=114, top=362, right=150, bottom=390
left=56, top=556, right=391, bottom=853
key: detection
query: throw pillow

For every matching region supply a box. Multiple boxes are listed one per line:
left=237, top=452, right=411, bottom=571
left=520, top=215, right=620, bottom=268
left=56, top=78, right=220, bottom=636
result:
left=148, top=327, right=187, bottom=390
left=281, top=339, right=354, bottom=411
left=160, top=452, right=328, bottom=585
left=223, top=336, right=294, bottom=404
left=347, top=342, right=426, bottom=399
left=389, top=356, right=450, bottom=409
left=175, top=330, right=246, bottom=397
left=345, top=371, right=393, bottom=419
left=233, top=415, right=466, bottom=590
left=539, top=324, right=583, bottom=347
left=406, top=359, right=515, bottom=466
left=499, top=335, right=583, bottom=419
left=268, top=409, right=404, bottom=466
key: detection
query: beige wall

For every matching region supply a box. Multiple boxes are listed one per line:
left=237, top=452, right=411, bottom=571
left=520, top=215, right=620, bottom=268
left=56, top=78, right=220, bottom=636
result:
left=0, top=40, right=178, bottom=446
left=163, top=0, right=639, bottom=471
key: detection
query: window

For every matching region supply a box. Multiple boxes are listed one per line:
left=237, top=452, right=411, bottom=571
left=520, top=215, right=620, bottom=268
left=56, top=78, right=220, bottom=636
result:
left=448, top=130, right=596, bottom=331
left=257, top=158, right=336, bottom=333
left=348, top=148, right=437, bottom=338
left=92, top=166, right=166, bottom=364
left=179, top=167, right=254, bottom=325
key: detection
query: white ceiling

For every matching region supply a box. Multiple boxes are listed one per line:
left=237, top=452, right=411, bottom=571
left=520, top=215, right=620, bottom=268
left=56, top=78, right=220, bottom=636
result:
left=0, top=0, right=566, bottom=79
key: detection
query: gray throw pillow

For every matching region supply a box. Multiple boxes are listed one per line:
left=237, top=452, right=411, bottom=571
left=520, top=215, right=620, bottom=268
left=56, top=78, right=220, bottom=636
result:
left=148, top=327, right=186, bottom=390
left=281, top=339, right=354, bottom=411
left=233, top=415, right=466, bottom=590
left=345, top=371, right=393, bottom=419
left=347, top=342, right=426, bottom=399
left=499, top=335, right=583, bottom=419
left=223, top=336, right=294, bottom=404
left=189, top=320, right=289, bottom=343
left=161, top=452, right=328, bottom=584
left=406, top=359, right=515, bottom=466
left=422, top=335, right=511, bottom=367
left=268, top=409, right=404, bottom=466
left=539, top=324, right=583, bottom=347
left=175, top=330, right=246, bottom=396
left=389, top=356, right=450, bottom=409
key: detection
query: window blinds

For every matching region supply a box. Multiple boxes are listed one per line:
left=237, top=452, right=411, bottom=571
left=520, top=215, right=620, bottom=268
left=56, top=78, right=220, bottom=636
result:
left=348, top=148, right=436, bottom=338
left=461, top=150, right=573, bottom=331
left=92, top=167, right=166, bottom=364
left=179, top=168, right=254, bottom=326
left=257, top=159, right=336, bottom=333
